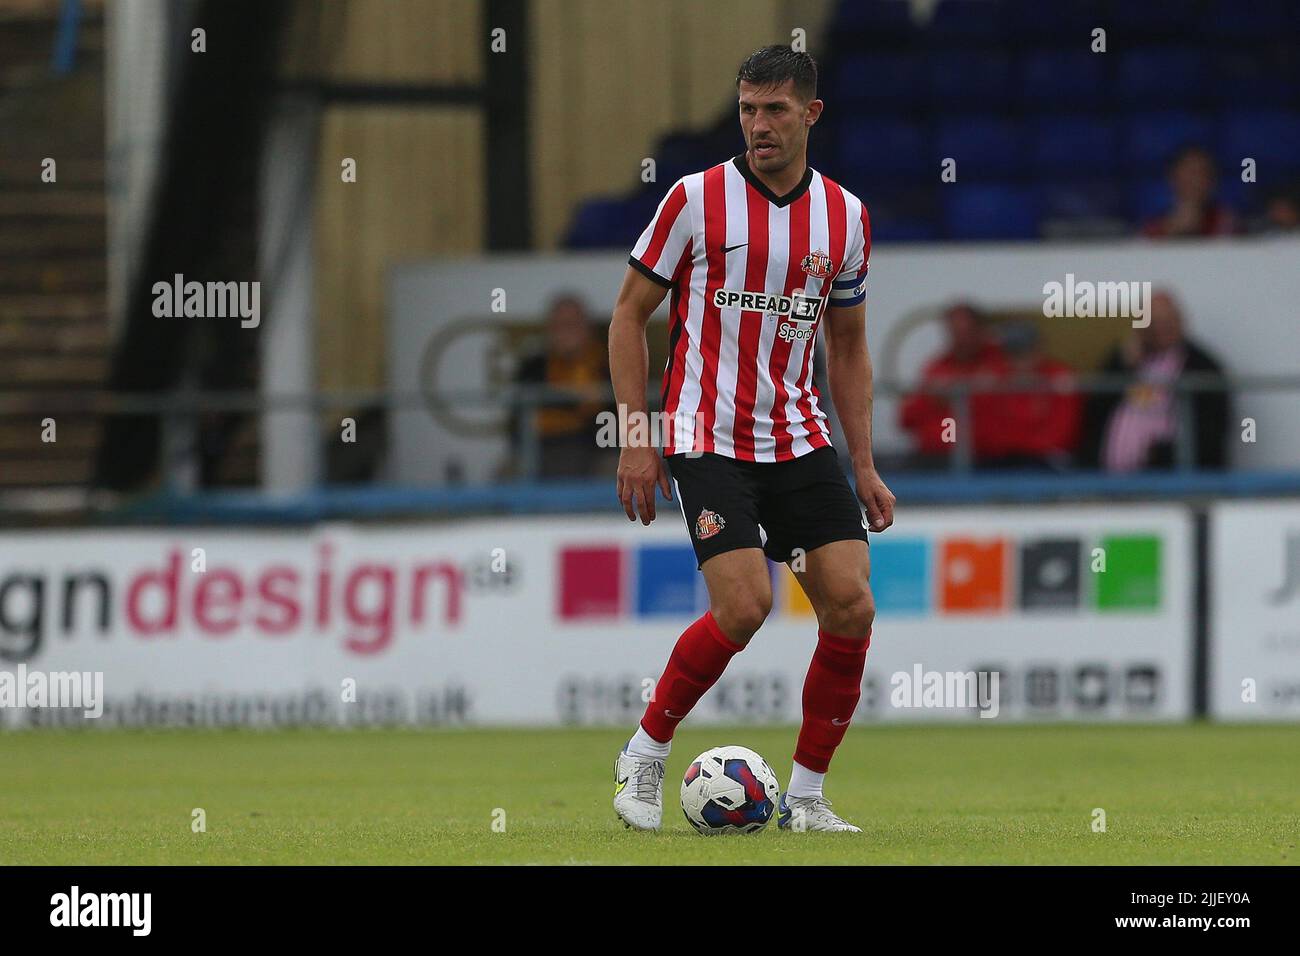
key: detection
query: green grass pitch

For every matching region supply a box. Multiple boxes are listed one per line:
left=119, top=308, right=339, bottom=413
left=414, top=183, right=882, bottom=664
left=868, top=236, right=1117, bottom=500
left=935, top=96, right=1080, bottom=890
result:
left=0, top=724, right=1296, bottom=865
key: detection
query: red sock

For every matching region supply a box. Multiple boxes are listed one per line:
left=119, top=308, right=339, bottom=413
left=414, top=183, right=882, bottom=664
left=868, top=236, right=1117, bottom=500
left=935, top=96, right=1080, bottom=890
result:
left=639, top=611, right=742, bottom=743
left=794, top=628, right=871, bottom=773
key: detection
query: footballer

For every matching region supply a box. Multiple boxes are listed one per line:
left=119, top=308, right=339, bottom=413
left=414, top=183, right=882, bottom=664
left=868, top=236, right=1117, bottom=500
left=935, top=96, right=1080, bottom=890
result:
left=608, top=45, right=895, bottom=832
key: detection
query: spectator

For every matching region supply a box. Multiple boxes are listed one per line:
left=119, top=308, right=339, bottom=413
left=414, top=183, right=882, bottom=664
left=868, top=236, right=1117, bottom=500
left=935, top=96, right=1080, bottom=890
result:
left=1082, top=290, right=1230, bottom=472
left=1254, top=182, right=1300, bottom=234
left=1141, top=145, right=1238, bottom=238
left=973, top=321, right=1082, bottom=471
left=511, top=294, right=610, bottom=479
left=899, top=302, right=1008, bottom=468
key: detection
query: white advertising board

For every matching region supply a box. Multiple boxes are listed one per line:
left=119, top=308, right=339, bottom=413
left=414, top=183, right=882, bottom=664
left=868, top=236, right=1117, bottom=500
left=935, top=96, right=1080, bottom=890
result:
left=1210, top=500, right=1300, bottom=719
left=0, top=504, right=1192, bottom=728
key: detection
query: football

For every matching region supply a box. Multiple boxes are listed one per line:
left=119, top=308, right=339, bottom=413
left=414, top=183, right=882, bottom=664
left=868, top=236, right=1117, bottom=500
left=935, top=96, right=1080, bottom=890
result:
left=680, top=745, right=781, bottom=835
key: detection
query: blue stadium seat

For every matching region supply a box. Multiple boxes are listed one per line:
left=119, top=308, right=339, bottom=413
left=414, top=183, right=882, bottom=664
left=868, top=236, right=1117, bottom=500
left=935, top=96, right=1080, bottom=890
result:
left=926, top=0, right=1010, bottom=46
left=564, top=196, right=655, bottom=250
left=564, top=199, right=623, bottom=249
left=833, top=53, right=928, bottom=110
left=1030, top=116, right=1120, bottom=175
left=1217, top=111, right=1300, bottom=173
left=1130, top=177, right=1247, bottom=225
left=872, top=218, right=943, bottom=242
left=1109, top=0, right=1202, bottom=40
left=1210, top=49, right=1300, bottom=107
left=1116, top=48, right=1208, bottom=109
left=1038, top=180, right=1124, bottom=221
left=655, top=133, right=707, bottom=170
left=1122, top=112, right=1213, bottom=173
left=943, top=184, right=1040, bottom=240
left=928, top=50, right=1012, bottom=109
left=836, top=119, right=931, bottom=179
left=1017, top=49, right=1107, bottom=109
left=1005, top=0, right=1100, bottom=41
left=858, top=181, right=941, bottom=242
left=834, top=0, right=916, bottom=44
left=935, top=116, right=1024, bottom=179
left=1201, top=0, right=1300, bottom=42
left=1214, top=170, right=1252, bottom=215
left=1129, top=178, right=1173, bottom=222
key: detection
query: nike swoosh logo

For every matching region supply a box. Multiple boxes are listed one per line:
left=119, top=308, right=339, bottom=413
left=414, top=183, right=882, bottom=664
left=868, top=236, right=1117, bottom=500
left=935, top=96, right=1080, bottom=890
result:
left=722, top=243, right=748, bottom=254
left=614, top=777, right=628, bottom=795
left=831, top=717, right=851, bottom=726
left=664, top=709, right=687, bottom=719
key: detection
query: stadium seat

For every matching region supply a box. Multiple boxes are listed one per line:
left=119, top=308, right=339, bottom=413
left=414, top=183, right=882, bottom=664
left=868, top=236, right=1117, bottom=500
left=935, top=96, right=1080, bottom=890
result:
left=833, top=52, right=928, bottom=110
left=1004, top=0, right=1100, bottom=41
left=1017, top=49, right=1108, bottom=110
left=928, top=50, right=1013, bottom=110
left=1201, top=0, right=1300, bottom=42
left=1116, top=48, right=1208, bottom=110
left=935, top=116, right=1025, bottom=179
left=1038, top=179, right=1124, bottom=221
left=1109, top=0, right=1202, bottom=40
left=1210, top=49, right=1300, bottom=107
left=655, top=132, right=709, bottom=171
left=943, top=184, right=1040, bottom=240
left=1129, top=176, right=1243, bottom=227
left=1039, top=188, right=1128, bottom=240
left=1030, top=115, right=1120, bottom=176
left=1122, top=112, right=1213, bottom=174
left=833, top=0, right=916, bottom=45
left=872, top=218, right=943, bottom=241
left=1217, top=111, right=1300, bottom=173
left=1214, top=171, right=1253, bottom=215
left=1128, top=177, right=1172, bottom=222
left=859, top=180, right=941, bottom=242
left=926, top=0, right=1009, bottom=46
left=564, top=196, right=653, bottom=250
left=836, top=119, right=931, bottom=179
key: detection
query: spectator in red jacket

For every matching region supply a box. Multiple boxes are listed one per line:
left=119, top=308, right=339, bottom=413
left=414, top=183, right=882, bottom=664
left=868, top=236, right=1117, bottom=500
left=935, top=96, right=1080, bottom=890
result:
left=973, top=321, right=1082, bottom=470
left=899, top=302, right=1008, bottom=467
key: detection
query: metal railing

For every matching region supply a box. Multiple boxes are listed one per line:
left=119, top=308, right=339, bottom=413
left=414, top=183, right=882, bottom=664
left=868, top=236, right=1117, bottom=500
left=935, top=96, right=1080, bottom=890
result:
left=1, top=372, right=1297, bottom=518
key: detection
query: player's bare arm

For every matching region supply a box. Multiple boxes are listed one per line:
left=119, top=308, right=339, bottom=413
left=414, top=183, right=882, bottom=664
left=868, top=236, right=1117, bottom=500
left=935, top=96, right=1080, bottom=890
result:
left=825, top=298, right=895, bottom=532
left=609, top=265, right=672, bottom=525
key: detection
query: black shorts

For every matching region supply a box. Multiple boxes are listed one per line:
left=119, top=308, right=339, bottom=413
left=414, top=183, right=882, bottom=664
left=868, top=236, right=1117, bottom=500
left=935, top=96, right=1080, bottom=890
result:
left=666, top=447, right=870, bottom=568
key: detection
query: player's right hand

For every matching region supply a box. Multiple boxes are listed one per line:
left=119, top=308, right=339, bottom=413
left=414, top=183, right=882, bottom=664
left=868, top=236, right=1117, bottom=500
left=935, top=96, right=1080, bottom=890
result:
left=616, top=446, right=671, bottom=525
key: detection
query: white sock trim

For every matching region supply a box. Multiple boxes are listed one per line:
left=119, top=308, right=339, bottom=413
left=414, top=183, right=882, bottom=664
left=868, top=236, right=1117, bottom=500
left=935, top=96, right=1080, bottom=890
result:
left=626, top=725, right=671, bottom=760
left=787, top=761, right=825, bottom=799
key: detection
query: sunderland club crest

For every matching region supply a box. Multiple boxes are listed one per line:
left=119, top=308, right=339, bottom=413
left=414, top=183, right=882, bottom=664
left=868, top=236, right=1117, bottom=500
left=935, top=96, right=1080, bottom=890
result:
left=694, top=509, right=726, bottom=540
left=800, top=249, right=833, bottom=279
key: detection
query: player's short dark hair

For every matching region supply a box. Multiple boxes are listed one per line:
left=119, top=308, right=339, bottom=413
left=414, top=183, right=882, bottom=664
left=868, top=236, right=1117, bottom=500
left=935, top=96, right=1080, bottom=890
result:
left=736, top=45, right=818, bottom=102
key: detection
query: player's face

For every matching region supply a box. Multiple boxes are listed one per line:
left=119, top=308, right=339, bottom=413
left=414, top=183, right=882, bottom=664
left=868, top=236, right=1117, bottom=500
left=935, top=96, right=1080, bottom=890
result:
left=737, top=80, right=821, bottom=174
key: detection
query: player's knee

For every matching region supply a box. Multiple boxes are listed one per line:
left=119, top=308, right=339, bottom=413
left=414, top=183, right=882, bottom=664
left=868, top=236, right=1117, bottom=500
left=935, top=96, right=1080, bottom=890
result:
left=712, top=589, right=771, bottom=643
left=824, top=588, right=874, bottom=638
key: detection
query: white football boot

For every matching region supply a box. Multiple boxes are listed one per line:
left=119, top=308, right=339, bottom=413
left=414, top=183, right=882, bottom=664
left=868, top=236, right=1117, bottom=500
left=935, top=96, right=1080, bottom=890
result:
left=777, top=793, right=863, bottom=832
left=613, top=746, right=665, bottom=831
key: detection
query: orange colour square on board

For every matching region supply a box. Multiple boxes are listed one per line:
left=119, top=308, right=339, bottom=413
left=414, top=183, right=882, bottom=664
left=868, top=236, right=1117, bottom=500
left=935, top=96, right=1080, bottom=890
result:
left=938, top=539, right=1006, bottom=612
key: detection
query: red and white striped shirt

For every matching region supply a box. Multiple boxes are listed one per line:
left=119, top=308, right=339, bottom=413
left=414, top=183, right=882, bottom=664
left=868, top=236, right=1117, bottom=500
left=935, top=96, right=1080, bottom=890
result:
left=630, top=154, right=870, bottom=462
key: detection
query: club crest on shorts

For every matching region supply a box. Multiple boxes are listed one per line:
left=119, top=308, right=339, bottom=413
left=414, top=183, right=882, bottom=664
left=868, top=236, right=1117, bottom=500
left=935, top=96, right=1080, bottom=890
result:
left=694, top=508, right=726, bottom=540
left=801, top=249, right=833, bottom=279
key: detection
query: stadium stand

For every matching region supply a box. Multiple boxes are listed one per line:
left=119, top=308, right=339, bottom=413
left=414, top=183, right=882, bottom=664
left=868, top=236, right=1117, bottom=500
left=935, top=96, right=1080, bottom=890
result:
left=562, top=0, right=1300, bottom=246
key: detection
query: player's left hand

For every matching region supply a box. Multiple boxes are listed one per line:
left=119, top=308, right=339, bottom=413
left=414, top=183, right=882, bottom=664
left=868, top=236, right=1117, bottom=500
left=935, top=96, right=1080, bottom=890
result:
left=855, top=466, right=895, bottom=532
